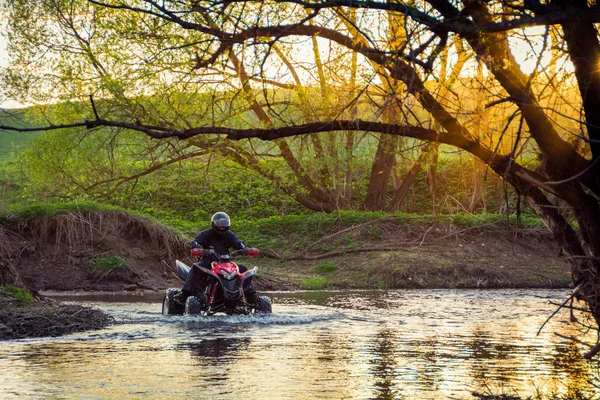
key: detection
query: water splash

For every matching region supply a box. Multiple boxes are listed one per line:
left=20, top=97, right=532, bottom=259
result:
left=114, top=310, right=346, bottom=326
left=166, top=311, right=345, bottom=325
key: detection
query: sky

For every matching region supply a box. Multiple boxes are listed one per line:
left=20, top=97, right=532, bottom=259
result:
left=0, top=21, right=27, bottom=109
left=0, top=21, right=23, bottom=109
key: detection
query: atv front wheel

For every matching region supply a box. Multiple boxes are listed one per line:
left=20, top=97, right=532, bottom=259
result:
left=184, top=296, right=205, bottom=315
left=254, top=296, right=272, bottom=314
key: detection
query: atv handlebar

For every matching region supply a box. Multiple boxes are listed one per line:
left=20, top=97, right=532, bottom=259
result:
left=190, top=247, right=260, bottom=260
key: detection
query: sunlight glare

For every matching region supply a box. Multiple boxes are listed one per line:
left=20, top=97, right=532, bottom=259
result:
left=509, top=26, right=573, bottom=75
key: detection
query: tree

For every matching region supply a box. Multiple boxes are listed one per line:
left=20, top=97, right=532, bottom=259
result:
left=2, top=0, right=600, bottom=356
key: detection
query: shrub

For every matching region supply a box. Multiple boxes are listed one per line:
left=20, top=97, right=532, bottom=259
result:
left=89, top=255, right=128, bottom=270
left=301, top=276, right=327, bottom=289
left=451, top=212, right=543, bottom=228
left=315, top=263, right=336, bottom=273
left=1, top=284, right=34, bottom=302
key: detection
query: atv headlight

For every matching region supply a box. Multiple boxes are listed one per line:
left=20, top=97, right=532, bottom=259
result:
left=221, top=269, right=237, bottom=280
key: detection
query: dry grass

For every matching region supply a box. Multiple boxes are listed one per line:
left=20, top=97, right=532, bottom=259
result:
left=4, top=211, right=187, bottom=260
left=0, top=210, right=188, bottom=266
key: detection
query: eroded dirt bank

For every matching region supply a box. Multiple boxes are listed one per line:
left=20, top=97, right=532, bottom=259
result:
left=1, top=211, right=188, bottom=293
left=0, top=211, right=572, bottom=339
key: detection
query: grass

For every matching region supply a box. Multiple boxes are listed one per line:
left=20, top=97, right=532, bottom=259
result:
left=1, top=201, right=547, bottom=241
left=301, top=276, right=327, bottom=290
left=1, top=284, right=34, bottom=302
left=89, top=256, right=128, bottom=270
left=315, top=263, right=336, bottom=273
left=451, top=212, right=543, bottom=228
left=0, top=201, right=126, bottom=225
left=233, top=211, right=546, bottom=251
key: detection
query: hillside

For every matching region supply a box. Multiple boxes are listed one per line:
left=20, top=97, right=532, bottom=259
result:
left=0, top=108, right=41, bottom=161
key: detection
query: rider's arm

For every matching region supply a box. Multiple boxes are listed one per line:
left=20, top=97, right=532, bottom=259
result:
left=228, top=231, right=247, bottom=251
left=191, top=229, right=210, bottom=248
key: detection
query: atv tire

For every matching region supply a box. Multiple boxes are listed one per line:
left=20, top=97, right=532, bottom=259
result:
left=162, top=288, right=184, bottom=316
left=254, top=296, right=272, bottom=314
left=185, top=296, right=205, bottom=315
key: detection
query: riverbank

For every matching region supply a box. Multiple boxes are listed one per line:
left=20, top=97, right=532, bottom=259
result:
left=256, top=222, right=570, bottom=291
left=0, top=209, right=572, bottom=339
left=1, top=210, right=572, bottom=293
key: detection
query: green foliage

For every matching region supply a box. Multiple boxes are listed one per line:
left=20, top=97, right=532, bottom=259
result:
left=1, top=284, right=34, bottom=302
left=315, top=263, right=336, bottom=273
left=451, top=213, right=543, bottom=228
left=301, top=276, right=327, bottom=290
left=3, top=120, right=303, bottom=220
left=130, top=160, right=303, bottom=222
left=0, top=201, right=125, bottom=226
left=89, top=255, right=128, bottom=270
left=0, top=202, right=547, bottom=256
left=234, top=211, right=389, bottom=251
left=0, top=108, right=543, bottom=222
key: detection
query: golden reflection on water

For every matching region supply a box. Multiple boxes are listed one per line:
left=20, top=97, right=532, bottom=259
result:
left=0, top=290, right=598, bottom=399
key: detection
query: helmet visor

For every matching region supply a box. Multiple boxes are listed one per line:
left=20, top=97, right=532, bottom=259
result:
left=213, top=215, right=230, bottom=229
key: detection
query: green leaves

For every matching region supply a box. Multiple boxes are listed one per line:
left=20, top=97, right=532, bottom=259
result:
left=1, top=284, right=34, bottom=302
left=89, top=256, right=128, bottom=271
left=300, top=276, right=327, bottom=290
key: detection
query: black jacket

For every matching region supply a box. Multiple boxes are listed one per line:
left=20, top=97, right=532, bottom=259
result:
left=191, top=229, right=246, bottom=262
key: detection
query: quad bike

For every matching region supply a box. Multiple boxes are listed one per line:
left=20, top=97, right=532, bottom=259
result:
left=162, top=247, right=272, bottom=316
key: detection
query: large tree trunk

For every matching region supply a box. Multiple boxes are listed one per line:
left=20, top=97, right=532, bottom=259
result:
left=364, top=134, right=398, bottom=210
left=558, top=0, right=600, bottom=165
left=388, top=162, right=421, bottom=212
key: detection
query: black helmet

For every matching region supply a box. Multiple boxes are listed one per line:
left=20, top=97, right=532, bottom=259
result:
left=211, top=212, right=230, bottom=235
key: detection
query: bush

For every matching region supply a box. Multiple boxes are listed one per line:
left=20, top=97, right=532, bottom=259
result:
left=315, top=263, right=336, bottom=273
left=89, top=256, right=128, bottom=270
left=1, top=285, right=34, bottom=302
left=301, top=276, right=327, bottom=289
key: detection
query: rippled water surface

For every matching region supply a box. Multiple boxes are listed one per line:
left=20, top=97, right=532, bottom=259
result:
left=1, top=289, right=598, bottom=399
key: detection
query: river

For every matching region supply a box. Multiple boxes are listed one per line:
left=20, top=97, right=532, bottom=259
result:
left=0, top=289, right=598, bottom=399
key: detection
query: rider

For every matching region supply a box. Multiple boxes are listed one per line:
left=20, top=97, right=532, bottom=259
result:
left=173, top=212, right=257, bottom=306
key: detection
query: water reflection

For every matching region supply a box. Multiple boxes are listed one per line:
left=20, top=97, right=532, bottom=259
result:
left=0, top=289, right=598, bottom=399
left=370, top=328, right=403, bottom=400
left=412, top=338, right=441, bottom=392
left=549, top=339, right=596, bottom=399
left=183, top=336, right=251, bottom=361
left=470, top=328, right=526, bottom=377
